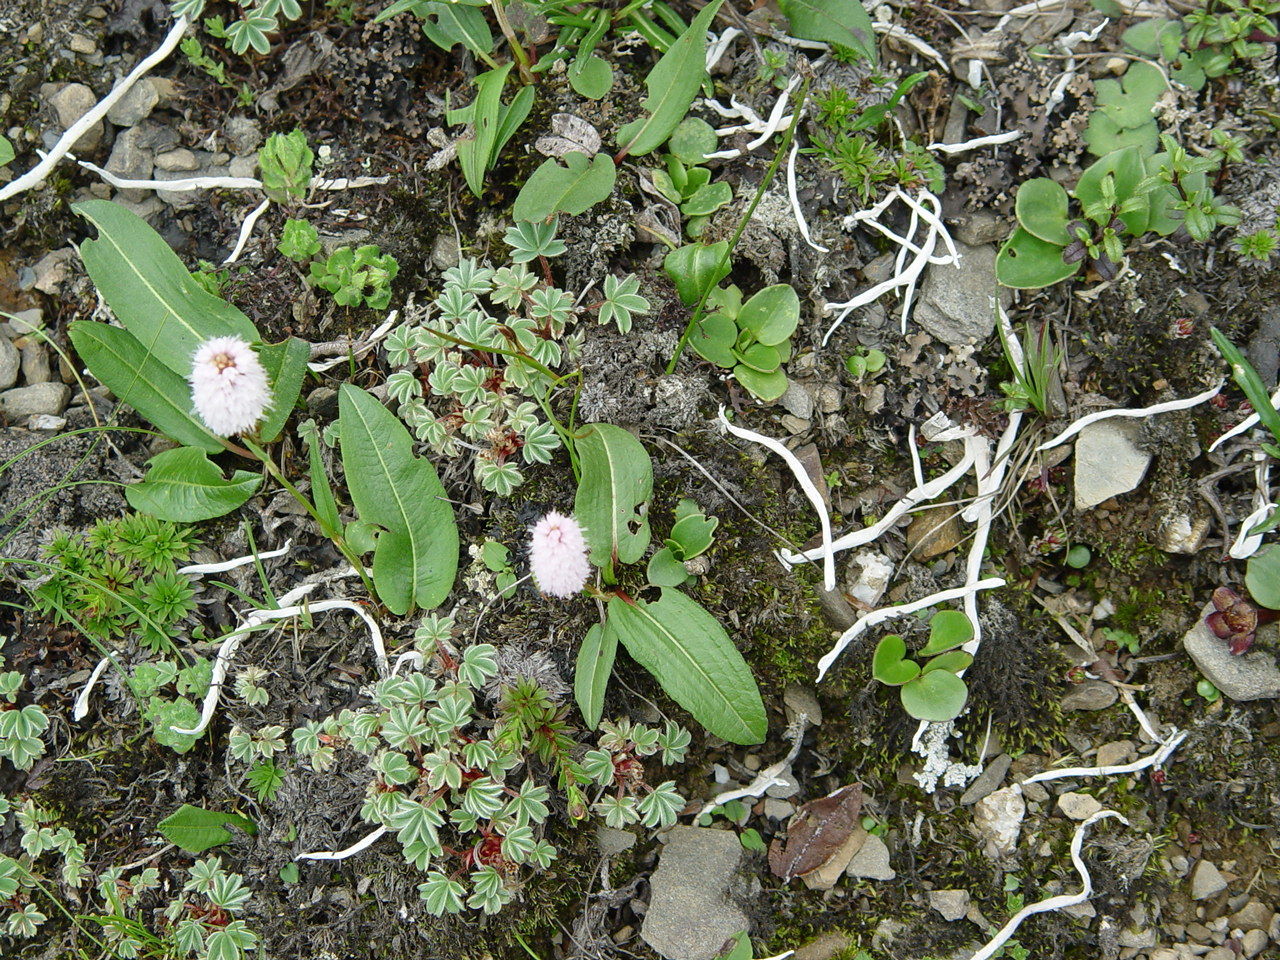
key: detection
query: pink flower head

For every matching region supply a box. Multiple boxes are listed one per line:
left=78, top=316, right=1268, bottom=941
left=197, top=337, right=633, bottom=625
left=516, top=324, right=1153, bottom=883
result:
left=529, top=511, right=590, bottom=598
left=188, top=336, right=272, bottom=437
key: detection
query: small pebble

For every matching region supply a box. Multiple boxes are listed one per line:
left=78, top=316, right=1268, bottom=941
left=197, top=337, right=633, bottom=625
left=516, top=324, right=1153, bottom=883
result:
left=1057, top=791, right=1104, bottom=821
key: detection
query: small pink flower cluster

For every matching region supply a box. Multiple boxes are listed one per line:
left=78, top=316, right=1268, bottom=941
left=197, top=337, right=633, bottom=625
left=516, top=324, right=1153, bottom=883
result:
left=528, top=511, right=590, bottom=598
left=188, top=336, right=272, bottom=437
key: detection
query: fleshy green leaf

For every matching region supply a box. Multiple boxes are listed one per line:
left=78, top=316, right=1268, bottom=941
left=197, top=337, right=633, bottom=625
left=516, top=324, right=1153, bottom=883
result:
left=255, top=337, right=309, bottom=443
left=568, top=54, right=613, bottom=99
left=996, top=228, right=1079, bottom=289
left=338, top=385, right=459, bottom=614
left=871, top=634, right=920, bottom=686
left=778, top=0, right=877, bottom=65
left=573, top=423, right=653, bottom=576
left=74, top=200, right=259, bottom=377
left=607, top=589, right=766, bottom=744
left=733, top=364, right=788, bottom=401
left=689, top=311, right=738, bottom=367
left=919, top=609, right=974, bottom=656
left=664, top=241, right=730, bottom=306
left=575, top=621, right=617, bottom=730
left=156, top=804, right=257, bottom=854
left=899, top=670, right=968, bottom=722
left=737, top=284, right=800, bottom=347
left=513, top=151, right=617, bottom=223
left=669, top=512, right=717, bottom=559
left=616, top=0, right=724, bottom=158
left=125, top=448, right=261, bottom=522
left=646, top=546, right=689, bottom=587
left=1014, top=178, right=1072, bottom=245
left=1246, top=544, right=1280, bottom=609
left=67, top=321, right=223, bottom=452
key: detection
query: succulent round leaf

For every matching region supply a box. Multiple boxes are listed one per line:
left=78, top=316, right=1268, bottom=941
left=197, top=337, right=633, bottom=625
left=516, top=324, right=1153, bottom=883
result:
left=1014, top=179, right=1072, bottom=245
left=996, top=228, right=1081, bottom=289
left=738, top=284, right=800, bottom=346
left=899, top=670, right=968, bottom=722
left=871, top=634, right=920, bottom=686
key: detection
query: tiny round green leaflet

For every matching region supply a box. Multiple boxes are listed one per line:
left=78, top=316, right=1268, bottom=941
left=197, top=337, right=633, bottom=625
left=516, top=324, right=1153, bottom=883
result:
left=899, top=669, right=968, bottom=722
left=737, top=284, right=799, bottom=347
left=668, top=117, right=719, bottom=166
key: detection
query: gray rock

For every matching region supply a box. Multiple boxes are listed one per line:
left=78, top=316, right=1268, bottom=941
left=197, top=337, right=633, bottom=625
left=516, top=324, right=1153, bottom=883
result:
left=106, top=78, right=158, bottom=126
left=914, top=241, right=1008, bottom=345
left=20, top=343, right=50, bottom=384
left=4, top=309, right=44, bottom=337
left=973, top=785, right=1024, bottom=857
left=1057, top=792, right=1103, bottom=820
left=954, top=210, right=1008, bottom=246
left=154, top=148, right=199, bottom=172
left=122, top=119, right=180, bottom=153
left=1095, top=740, right=1134, bottom=768
left=224, top=116, right=263, bottom=154
left=0, top=383, right=71, bottom=419
left=46, top=82, right=103, bottom=153
left=781, top=381, right=814, bottom=420
left=431, top=233, right=461, bottom=272
left=1073, top=419, right=1151, bottom=509
left=1241, top=929, right=1269, bottom=957
left=1230, top=901, right=1274, bottom=932
left=26, top=414, right=66, bottom=431
left=1118, top=927, right=1157, bottom=949
left=595, top=825, right=636, bottom=857
left=783, top=682, right=823, bottom=727
left=105, top=126, right=156, bottom=200
left=641, top=826, right=750, bottom=960
left=1060, top=679, right=1118, bottom=711
left=0, top=339, right=19, bottom=390
left=1183, top=602, right=1280, bottom=701
left=766, top=765, right=800, bottom=799
left=844, top=834, right=894, bottom=881
left=1191, top=859, right=1228, bottom=900
left=928, top=889, right=971, bottom=921
left=961, top=753, right=1012, bottom=805
left=68, top=33, right=97, bottom=55
left=762, top=799, right=795, bottom=820
left=229, top=155, right=258, bottom=179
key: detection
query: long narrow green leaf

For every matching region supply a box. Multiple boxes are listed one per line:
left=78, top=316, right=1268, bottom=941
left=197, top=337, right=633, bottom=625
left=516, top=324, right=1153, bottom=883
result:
left=573, top=423, right=652, bottom=575
left=616, top=0, right=723, bottom=158
left=338, top=385, right=459, bottom=614
left=68, top=321, right=223, bottom=453
left=308, top=433, right=341, bottom=536
left=455, top=64, right=514, bottom=197
left=607, top=589, right=766, bottom=745
left=575, top=621, right=617, bottom=730
left=74, top=200, right=259, bottom=377
left=256, top=337, right=309, bottom=442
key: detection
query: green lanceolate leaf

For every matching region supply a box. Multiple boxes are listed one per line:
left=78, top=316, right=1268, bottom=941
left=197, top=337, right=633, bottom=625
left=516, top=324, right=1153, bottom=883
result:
left=338, top=385, right=459, bottom=614
left=608, top=589, right=765, bottom=744
left=125, top=447, right=262, bottom=522
left=454, top=63, right=514, bottom=197
left=157, top=804, right=257, bottom=854
left=513, top=151, right=617, bottom=223
left=307, top=434, right=341, bottom=536
left=67, top=321, right=224, bottom=453
left=616, top=0, right=724, bottom=158
left=256, top=337, right=309, bottom=443
left=573, top=423, right=653, bottom=576
left=74, top=200, right=259, bottom=377
left=416, top=1, right=492, bottom=56
left=1212, top=327, right=1280, bottom=443
left=575, top=621, right=617, bottom=730
left=778, top=0, right=878, bottom=65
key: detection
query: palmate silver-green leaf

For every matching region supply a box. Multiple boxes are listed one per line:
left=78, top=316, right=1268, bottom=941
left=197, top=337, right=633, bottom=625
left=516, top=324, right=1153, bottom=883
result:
left=338, top=385, right=459, bottom=615
left=573, top=423, right=652, bottom=575
left=616, top=0, right=724, bottom=158
left=607, top=589, right=766, bottom=745
left=74, top=200, right=259, bottom=377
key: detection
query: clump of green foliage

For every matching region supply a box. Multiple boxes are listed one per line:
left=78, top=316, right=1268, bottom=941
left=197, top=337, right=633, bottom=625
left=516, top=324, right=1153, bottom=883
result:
left=31, top=514, right=200, bottom=653
left=382, top=219, right=648, bottom=495
left=291, top=621, right=688, bottom=916
left=0, top=656, right=48, bottom=771
left=1123, top=0, right=1280, bottom=88
left=278, top=218, right=401, bottom=311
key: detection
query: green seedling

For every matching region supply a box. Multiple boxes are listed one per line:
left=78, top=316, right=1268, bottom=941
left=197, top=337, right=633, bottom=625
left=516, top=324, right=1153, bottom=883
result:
left=1084, top=61, right=1166, bottom=157
left=845, top=346, right=886, bottom=379
left=646, top=499, right=719, bottom=587
left=872, top=609, right=974, bottom=722
left=309, top=244, right=400, bottom=310
left=652, top=154, right=733, bottom=237
left=258, top=129, right=313, bottom=203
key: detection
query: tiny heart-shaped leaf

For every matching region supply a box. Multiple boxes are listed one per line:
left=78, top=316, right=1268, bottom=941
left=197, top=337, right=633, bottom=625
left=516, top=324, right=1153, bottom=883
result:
left=919, top=609, right=974, bottom=656
left=872, top=634, right=920, bottom=686
left=921, top=650, right=974, bottom=675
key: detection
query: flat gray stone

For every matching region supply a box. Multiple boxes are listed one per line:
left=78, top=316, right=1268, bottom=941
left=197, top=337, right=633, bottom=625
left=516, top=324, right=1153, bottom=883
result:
left=844, top=834, right=894, bottom=881
left=1183, top=603, right=1280, bottom=701
left=1060, top=679, right=1118, bottom=711
left=0, top=338, right=19, bottom=390
left=961, top=754, right=1012, bottom=805
left=0, top=382, right=70, bottom=419
left=154, top=148, right=199, bottom=172
left=1191, top=859, right=1228, bottom=900
left=914, top=241, right=1009, bottom=345
left=783, top=683, right=823, bottom=727
left=973, top=785, right=1024, bottom=857
left=20, top=343, right=50, bottom=384
left=928, top=889, right=971, bottom=921
left=641, top=826, right=750, bottom=960
left=105, top=126, right=156, bottom=201
left=1057, top=791, right=1103, bottom=821
left=595, top=825, right=636, bottom=857
left=224, top=116, right=263, bottom=154
left=46, top=82, right=103, bottom=153
left=105, top=78, right=158, bottom=126
left=1073, top=419, right=1151, bottom=509
left=1095, top=740, right=1134, bottom=768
